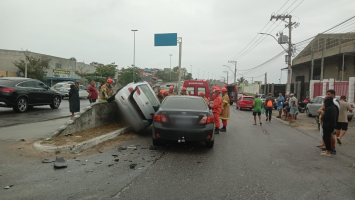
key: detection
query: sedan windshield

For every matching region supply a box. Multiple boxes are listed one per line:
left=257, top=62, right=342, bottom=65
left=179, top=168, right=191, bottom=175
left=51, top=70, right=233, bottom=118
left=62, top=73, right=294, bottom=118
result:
left=162, top=97, right=207, bottom=110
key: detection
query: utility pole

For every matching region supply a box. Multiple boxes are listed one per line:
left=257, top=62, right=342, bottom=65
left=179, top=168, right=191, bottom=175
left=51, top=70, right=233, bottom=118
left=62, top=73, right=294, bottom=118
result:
left=131, top=30, right=138, bottom=66
left=223, top=71, right=228, bottom=84
left=228, top=60, right=237, bottom=84
left=264, top=72, right=267, bottom=95
left=169, top=54, right=173, bottom=81
left=270, top=14, right=296, bottom=94
left=176, top=37, right=182, bottom=95
left=190, top=65, right=192, bottom=79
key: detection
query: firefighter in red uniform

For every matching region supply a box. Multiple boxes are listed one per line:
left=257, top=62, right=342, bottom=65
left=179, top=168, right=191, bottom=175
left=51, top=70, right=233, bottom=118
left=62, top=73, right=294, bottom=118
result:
left=211, top=88, right=222, bottom=134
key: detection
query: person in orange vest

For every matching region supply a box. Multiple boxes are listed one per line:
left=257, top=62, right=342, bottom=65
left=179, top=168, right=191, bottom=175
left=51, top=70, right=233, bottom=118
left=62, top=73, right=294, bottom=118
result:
left=220, top=88, right=230, bottom=132
left=199, top=91, right=209, bottom=107
left=168, top=86, right=176, bottom=96
left=211, top=88, right=222, bottom=134
left=180, top=87, right=189, bottom=96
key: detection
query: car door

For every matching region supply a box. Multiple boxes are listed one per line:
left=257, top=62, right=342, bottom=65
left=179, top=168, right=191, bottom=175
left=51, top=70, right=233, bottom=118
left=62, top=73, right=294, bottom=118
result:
left=32, top=81, right=53, bottom=104
left=309, top=97, right=320, bottom=115
left=132, top=84, right=160, bottom=120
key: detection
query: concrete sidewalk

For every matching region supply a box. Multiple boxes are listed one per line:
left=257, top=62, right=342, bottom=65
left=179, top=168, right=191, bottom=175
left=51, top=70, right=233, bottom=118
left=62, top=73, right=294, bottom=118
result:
left=0, top=117, right=69, bottom=141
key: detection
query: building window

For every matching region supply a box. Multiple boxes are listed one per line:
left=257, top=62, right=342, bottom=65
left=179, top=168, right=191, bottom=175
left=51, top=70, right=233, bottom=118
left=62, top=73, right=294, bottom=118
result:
left=55, top=63, right=62, bottom=69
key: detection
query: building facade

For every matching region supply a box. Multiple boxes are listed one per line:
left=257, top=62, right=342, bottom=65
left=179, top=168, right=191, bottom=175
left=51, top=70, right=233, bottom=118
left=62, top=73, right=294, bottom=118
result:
left=291, top=33, right=355, bottom=99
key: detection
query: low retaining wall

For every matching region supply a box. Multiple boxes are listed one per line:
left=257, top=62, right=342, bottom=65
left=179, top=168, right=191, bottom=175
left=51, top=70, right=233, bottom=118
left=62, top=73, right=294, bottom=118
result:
left=52, top=101, right=122, bottom=137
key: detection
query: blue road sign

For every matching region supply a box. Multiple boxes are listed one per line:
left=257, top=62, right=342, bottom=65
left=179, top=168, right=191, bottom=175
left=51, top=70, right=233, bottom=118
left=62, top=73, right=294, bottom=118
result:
left=154, top=33, right=177, bottom=46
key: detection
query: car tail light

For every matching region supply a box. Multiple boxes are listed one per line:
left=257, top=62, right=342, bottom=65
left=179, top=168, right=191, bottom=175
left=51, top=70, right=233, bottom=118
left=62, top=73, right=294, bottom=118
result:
left=136, top=87, right=141, bottom=95
left=154, top=115, right=168, bottom=123
left=199, top=116, right=214, bottom=124
left=207, top=134, right=211, bottom=139
left=128, top=87, right=133, bottom=93
left=156, top=133, right=160, bottom=137
left=0, top=88, right=14, bottom=93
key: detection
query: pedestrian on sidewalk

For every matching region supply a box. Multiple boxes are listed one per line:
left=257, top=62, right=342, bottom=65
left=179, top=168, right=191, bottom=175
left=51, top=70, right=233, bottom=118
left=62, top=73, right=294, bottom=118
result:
left=320, top=97, right=337, bottom=156
left=265, top=93, right=275, bottom=122
left=336, top=95, right=353, bottom=144
left=211, top=88, right=222, bottom=134
left=276, top=93, right=284, bottom=118
left=219, top=88, right=230, bottom=132
left=87, top=81, right=98, bottom=103
left=289, top=93, right=298, bottom=122
left=69, top=82, right=80, bottom=118
left=283, top=94, right=290, bottom=120
left=326, top=89, right=340, bottom=154
left=253, top=94, right=262, bottom=125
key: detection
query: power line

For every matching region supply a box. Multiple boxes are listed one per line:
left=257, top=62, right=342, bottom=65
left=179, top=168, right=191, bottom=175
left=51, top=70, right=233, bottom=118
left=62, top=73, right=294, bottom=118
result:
left=229, top=0, right=291, bottom=60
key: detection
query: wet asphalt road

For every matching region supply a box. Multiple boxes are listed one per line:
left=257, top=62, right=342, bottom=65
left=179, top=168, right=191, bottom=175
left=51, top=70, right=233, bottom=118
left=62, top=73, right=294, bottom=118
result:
left=0, top=98, right=90, bottom=127
left=1, top=105, right=355, bottom=199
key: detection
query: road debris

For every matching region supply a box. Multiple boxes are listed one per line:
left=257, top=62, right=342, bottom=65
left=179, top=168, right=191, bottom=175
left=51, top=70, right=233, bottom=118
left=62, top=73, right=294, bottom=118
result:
left=127, top=145, right=137, bottom=150
left=4, top=185, right=14, bottom=189
left=94, top=162, right=102, bottom=164
left=118, top=146, right=127, bottom=150
left=54, top=157, right=68, bottom=169
left=64, top=133, right=74, bottom=136
left=20, top=139, right=25, bottom=142
left=112, top=154, right=118, bottom=157
left=42, top=158, right=53, bottom=163
left=108, top=164, right=114, bottom=167
left=149, top=145, right=157, bottom=150
left=129, top=164, right=137, bottom=169
left=85, top=170, right=94, bottom=173
left=114, top=158, right=119, bottom=162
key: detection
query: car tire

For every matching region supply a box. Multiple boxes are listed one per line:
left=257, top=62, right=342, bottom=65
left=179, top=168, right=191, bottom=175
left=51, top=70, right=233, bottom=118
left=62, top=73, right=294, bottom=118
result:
left=13, top=97, right=28, bottom=113
left=50, top=96, right=61, bottom=109
left=152, top=138, right=161, bottom=146
left=205, top=140, right=214, bottom=148
left=306, top=108, right=312, bottom=117
left=230, top=102, right=233, bottom=105
left=348, top=117, right=353, bottom=122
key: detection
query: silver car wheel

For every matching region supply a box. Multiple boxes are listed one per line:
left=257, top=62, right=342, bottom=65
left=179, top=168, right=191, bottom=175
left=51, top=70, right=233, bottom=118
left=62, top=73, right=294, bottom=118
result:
left=18, top=99, right=27, bottom=111
left=54, top=97, right=60, bottom=107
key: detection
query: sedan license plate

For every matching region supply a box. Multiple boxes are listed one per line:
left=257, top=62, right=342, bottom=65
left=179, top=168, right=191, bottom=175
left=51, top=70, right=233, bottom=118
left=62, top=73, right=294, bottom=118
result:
left=247, top=105, right=252, bottom=107
left=175, top=119, right=192, bottom=125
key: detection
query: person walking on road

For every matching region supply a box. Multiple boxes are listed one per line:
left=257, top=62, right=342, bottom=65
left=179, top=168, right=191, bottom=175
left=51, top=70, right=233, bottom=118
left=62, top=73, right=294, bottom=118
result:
left=265, top=93, right=275, bottom=122
left=219, top=88, right=230, bottom=132
left=253, top=94, right=263, bottom=125
left=319, top=97, right=337, bottom=156
left=336, top=95, right=353, bottom=144
left=211, top=88, right=222, bottom=134
left=69, top=82, right=80, bottom=118
left=283, top=94, right=290, bottom=120
left=289, top=93, right=298, bottom=123
left=168, top=86, right=176, bottom=96
left=87, top=81, right=98, bottom=103
left=276, top=93, right=284, bottom=118
left=99, top=78, right=114, bottom=102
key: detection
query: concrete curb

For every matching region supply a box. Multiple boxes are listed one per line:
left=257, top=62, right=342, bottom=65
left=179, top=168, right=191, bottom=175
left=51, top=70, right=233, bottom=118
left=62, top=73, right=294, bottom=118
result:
left=34, top=126, right=130, bottom=154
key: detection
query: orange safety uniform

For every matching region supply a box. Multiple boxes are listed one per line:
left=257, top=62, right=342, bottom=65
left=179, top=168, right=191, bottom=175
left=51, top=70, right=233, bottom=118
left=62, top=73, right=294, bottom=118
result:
left=211, top=95, right=222, bottom=129
left=220, top=92, right=230, bottom=127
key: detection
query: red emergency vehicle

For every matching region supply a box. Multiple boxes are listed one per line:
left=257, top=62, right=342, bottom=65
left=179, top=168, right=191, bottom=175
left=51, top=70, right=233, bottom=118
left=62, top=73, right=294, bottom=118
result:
left=183, top=80, right=210, bottom=98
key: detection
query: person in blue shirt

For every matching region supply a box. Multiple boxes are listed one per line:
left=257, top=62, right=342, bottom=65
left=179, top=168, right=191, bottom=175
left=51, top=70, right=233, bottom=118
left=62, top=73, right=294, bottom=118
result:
left=276, top=93, right=285, bottom=118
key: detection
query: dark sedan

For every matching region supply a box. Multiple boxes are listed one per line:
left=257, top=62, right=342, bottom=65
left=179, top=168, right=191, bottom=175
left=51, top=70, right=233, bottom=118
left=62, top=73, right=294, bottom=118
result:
left=0, top=77, right=62, bottom=113
left=152, top=96, right=215, bottom=148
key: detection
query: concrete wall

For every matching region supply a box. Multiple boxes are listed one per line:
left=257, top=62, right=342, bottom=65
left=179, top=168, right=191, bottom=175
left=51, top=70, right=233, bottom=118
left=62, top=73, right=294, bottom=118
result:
left=53, top=102, right=122, bottom=137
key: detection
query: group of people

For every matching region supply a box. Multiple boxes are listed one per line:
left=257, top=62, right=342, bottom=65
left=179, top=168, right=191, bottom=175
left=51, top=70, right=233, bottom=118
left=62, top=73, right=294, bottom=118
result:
left=156, top=86, right=231, bottom=134
left=251, top=92, right=299, bottom=125
left=317, top=90, right=353, bottom=156
left=68, top=78, right=114, bottom=118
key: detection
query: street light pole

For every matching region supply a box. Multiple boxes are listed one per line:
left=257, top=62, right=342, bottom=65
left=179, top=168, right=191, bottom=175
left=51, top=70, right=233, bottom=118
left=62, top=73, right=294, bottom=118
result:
left=223, top=71, right=228, bottom=84
left=131, top=30, right=138, bottom=66
left=190, top=65, right=192, bottom=79
left=169, top=54, right=173, bottom=81
left=198, top=69, right=199, bottom=79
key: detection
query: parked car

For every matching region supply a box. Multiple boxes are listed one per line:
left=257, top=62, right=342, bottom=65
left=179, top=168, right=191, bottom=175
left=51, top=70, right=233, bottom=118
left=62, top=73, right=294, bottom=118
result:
left=306, top=95, right=354, bottom=121
left=60, top=84, right=89, bottom=99
left=152, top=96, right=215, bottom=148
left=0, top=77, right=61, bottom=113
left=108, top=81, right=160, bottom=132
left=50, top=81, right=74, bottom=91
left=236, top=96, right=254, bottom=110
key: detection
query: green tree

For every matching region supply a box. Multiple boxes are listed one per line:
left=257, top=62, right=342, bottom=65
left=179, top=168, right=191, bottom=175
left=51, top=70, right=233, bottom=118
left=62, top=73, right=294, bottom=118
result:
left=172, top=66, right=179, bottom=72
left=13, top=54, right=51, bottom=81
left=83, top=63, right=117, bottom=84
left=118, top=66, right=141, bottom=86
left=185, top=73, right=193, bottom=80
left=237, top=77, right=246, bottom=85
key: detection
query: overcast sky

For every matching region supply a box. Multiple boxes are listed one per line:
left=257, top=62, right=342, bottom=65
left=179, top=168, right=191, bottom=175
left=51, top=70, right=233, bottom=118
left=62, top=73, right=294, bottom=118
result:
left=1, top=0, right=354, bottom=83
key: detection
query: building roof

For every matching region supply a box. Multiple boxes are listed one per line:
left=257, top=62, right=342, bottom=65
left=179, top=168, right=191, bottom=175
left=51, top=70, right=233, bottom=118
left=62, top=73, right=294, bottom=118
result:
left=292, top=33, right=355, bottom=66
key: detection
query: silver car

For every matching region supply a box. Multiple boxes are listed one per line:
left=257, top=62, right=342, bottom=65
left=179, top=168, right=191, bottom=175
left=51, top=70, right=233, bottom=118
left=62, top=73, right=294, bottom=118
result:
left=112, top=81, right=160, bottom=132
left=306, top=95, right=354, bottom=121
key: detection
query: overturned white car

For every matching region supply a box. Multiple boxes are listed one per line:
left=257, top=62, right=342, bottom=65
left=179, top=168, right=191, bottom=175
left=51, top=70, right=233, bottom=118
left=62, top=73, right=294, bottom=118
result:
left=108, top=81, right=160, bottom=132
